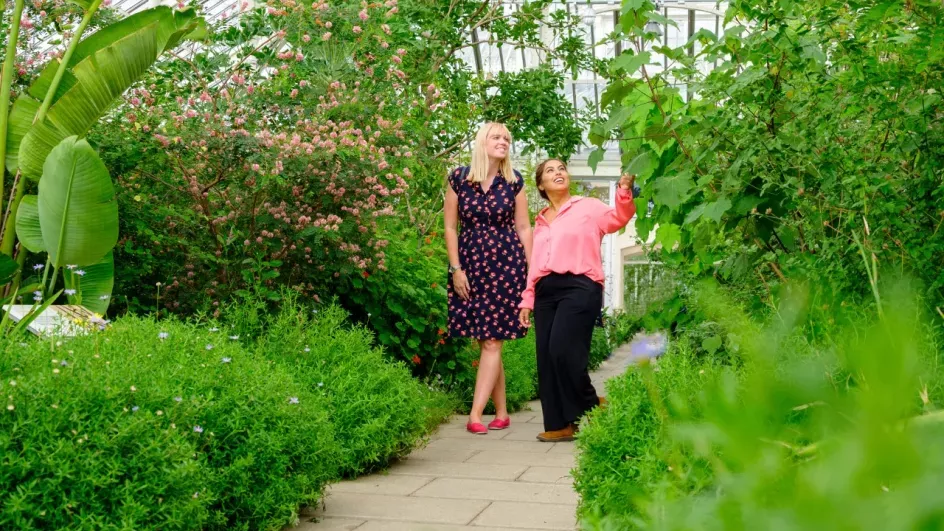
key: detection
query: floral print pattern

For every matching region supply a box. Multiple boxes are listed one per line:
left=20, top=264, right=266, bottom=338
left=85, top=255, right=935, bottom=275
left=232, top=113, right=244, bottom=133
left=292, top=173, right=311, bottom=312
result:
left=447, top=166, right=528, bottom=340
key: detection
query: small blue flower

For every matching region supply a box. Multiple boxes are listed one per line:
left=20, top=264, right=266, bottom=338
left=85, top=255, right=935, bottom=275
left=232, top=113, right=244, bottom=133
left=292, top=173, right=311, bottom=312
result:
left=174, top=396, right=182, bottom=402
left=132, top=406, right=139, bottom=412
left=229, top=335, right=239, bottom=340
left=158, top=332, right=169, bottom=340
left=193, top=425, right=203, bottom=433
left=221, top=357, right=231, bottom=364
left=209, top=327, right=219, bottom=332
left=205, top=344, right=214, bottom=350
left=318, top=382, right=324, bottom=387
left=64, top=289, right=77, bottom=296
left=33, top=264, right=44, bottom=271
left=60, top=360, right=68, bottom=367
left=66, top=264, right=77, bottom=270
left=75, top=270, right=86, bottom=276
left=99, top=295, right=110, bottom=300
left=289, top=397, right=299, bottom=404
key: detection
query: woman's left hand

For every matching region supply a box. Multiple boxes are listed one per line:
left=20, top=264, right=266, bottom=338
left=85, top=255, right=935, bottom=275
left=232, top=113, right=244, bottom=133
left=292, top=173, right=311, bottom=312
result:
left=618, top=173, right=635, bottom=191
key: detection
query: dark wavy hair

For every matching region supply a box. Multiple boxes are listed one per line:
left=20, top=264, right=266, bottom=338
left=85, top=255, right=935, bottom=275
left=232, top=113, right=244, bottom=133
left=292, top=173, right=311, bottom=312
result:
left=534, top=158, right=565, bottom=201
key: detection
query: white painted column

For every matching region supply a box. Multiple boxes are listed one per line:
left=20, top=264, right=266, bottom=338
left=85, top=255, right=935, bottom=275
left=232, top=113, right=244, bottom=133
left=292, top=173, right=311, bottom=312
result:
left=603, top=179, right=617, bottom=311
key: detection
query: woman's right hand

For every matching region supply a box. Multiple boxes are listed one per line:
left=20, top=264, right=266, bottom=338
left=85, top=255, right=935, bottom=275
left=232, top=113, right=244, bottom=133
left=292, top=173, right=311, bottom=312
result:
left=453, top=270, right=471, bottom=300
left=519, top=308, right=531, bottom=328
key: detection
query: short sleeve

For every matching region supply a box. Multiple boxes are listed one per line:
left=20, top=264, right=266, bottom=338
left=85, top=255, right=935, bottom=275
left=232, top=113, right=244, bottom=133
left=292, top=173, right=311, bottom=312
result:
left=512, top=170, right=524, bottom=196
left=447, top=167, right=466, bottom=192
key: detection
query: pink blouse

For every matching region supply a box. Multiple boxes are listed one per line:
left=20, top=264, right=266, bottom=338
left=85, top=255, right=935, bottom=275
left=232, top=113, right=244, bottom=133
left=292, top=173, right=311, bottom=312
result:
left=519, top=188, right=636, bottom=310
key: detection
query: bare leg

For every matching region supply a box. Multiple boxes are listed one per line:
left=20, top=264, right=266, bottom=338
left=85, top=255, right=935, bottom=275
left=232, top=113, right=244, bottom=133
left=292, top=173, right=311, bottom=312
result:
left=469, top=339, right=503, bottom=424
left=491, top=358, right=508, bottom=420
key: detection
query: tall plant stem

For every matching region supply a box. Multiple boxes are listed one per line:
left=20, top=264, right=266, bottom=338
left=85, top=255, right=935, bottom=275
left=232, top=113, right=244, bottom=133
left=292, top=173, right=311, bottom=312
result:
left=0, top=0, right=27, bottom=221
left=0, top=172, right=26, bottom=256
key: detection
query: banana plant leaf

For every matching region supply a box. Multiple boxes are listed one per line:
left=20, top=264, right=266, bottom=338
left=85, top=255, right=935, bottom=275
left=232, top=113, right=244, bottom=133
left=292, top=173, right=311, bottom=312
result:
left=14, top=195, right=45, bottom=253
left=63, top=251, right=113, bottom=315
left=38, top=136, right=118, bottom=268
left=6, top=7, right=205, bottom=175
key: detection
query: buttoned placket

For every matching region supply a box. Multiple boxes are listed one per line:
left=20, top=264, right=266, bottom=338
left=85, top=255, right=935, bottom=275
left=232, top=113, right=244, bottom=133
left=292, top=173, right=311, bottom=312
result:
left=538, top=198, right=578, bottom=270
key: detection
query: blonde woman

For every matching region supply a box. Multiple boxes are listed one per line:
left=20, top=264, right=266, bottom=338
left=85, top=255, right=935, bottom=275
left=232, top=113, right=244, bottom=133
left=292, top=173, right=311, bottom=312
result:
left=445, top=123, right=532, bottom=434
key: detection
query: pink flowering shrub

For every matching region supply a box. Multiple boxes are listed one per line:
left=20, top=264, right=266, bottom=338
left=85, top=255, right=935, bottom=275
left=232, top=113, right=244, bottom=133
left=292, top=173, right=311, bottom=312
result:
left=93, top=1, right=430, bottom=314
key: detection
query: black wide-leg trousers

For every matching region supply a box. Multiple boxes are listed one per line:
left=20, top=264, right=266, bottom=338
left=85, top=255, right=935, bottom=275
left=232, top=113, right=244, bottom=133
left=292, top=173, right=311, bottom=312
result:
left=533, top=273, right=602, bottom=432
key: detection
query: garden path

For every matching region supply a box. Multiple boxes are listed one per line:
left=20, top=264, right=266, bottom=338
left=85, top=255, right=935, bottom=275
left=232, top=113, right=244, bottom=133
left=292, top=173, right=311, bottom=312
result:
left=295, top=338, right=649, bottom=531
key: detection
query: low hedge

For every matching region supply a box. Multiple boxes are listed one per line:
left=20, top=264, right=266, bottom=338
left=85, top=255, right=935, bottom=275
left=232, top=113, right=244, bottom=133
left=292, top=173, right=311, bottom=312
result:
left=256, top=302, right=455, bottom=476
left=0, top=303, right=455, bottom=530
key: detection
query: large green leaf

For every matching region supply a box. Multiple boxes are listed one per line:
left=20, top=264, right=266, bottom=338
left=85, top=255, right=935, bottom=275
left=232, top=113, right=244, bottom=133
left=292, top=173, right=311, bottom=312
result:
left=16, top=8, right=205, bottom=179
left=4, top=96, right=40, bottom=173
left=14, top=195, right=45, bottom=253
left=653, top=171, right=694, bottom=211
left=64, top=251, right=114, bottom=315
left=19, top=23, right=161, bottom=180
left=38, top=136, right=118, bottom=267
left=28, top=7, right=203, bottom=104
left=0, top=255, right=18, bottom=286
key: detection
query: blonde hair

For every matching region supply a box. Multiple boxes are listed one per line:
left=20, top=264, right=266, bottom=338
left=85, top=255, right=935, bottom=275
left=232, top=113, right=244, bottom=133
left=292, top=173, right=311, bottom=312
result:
left=467, top=122, right=516, bottom=184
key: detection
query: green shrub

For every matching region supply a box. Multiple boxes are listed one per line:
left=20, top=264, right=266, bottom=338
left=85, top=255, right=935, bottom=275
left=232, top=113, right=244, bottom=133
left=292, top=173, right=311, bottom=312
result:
left=574, top=339, right=726, bottom=528
left=0, top=317, right=339, bottom=531
left=251, top=301, right=457, bottom=476
left=590, top=328, right=611, bottom=371
left=335, top=222, right=467, bottom=382
left=453, top=337, right=538, bottom=414
left=577, top=279, right=944, bottom=530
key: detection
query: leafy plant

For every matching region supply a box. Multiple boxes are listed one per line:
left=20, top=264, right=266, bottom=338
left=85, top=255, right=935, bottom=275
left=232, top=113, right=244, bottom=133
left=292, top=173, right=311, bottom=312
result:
left=0, top=4, right=204, bottom=311
left=590, top=0, right=944, bottom=310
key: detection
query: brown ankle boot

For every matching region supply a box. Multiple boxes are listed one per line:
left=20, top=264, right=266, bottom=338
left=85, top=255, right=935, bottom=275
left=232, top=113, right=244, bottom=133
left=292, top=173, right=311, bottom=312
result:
left=536, top=424, right=576, bottom=442
left=598, top=396, right=607, bottom=407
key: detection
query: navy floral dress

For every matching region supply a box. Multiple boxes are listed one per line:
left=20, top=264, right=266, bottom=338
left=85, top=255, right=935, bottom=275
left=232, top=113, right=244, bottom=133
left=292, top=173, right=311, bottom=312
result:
left=448, top=167, right=528, bottom=340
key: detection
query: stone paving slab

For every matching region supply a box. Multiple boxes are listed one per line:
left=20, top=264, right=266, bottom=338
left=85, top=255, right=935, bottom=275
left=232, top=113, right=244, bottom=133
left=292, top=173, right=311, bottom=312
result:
left=357, top=521, right=524, bottom=531
left=327, top=474, right=434, bottom=496
left=388, top=459, right=528, bottom=481
left=471, top=501, right=578, bottom=530
left=294, top=339, right=640, bottom=531
left=310, top=492, right=490, bottom=525
left=465, top=449, right=577, bottom=468
left=413, top=477, right=579, bottom=505
left=516, top=466, right=573, bottom=485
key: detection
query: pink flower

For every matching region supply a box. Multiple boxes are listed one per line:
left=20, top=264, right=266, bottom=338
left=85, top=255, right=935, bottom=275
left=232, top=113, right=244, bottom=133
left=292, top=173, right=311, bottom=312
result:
left=325, top=21, right=333, bottom=29
left=353, top=26, right=362, bottom=34
left=322, top=32, right=331, bottom=41
left=302, top=34, right=311, bottom=42
left=359, top=9, right=369, bottom=20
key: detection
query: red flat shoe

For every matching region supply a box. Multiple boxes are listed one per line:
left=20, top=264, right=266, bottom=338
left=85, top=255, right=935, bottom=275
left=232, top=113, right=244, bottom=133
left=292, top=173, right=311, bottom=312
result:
left=466, top=422, right=488, bottom=435
left=488, top=417, right=511, bottom=430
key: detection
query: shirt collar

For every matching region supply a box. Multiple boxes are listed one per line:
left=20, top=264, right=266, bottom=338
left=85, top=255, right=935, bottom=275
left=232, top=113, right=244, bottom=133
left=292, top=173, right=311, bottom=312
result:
left=538, top=196, right=585, bottom=223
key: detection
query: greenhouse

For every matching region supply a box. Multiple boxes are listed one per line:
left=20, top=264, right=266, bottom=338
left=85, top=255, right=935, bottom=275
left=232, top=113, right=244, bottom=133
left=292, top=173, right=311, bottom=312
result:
left=1, top=0, right=943, bottom=529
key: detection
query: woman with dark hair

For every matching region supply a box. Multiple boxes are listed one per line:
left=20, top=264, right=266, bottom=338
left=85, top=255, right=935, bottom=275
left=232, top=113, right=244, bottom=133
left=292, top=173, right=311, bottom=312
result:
left=519, top=159, right=636, bottom=442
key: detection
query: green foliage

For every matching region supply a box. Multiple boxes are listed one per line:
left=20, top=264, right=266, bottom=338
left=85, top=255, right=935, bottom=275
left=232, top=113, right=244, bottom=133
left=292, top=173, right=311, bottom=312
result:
left=251, top=301, right=457, bottom=476
left=334, top=222, right=465, bottom=380
left=575, top=341, right=726, bottom=528
left=452, top=337, right=538, bottom=414
left=480, top=66, right=584, bottom=160
left=593, top=0, right=944, bottom=307
left=575, top=278, right=944, bottom=530
left=0, top=301, right=455, bottom=529
left=0, top=316, right=337, bottom=530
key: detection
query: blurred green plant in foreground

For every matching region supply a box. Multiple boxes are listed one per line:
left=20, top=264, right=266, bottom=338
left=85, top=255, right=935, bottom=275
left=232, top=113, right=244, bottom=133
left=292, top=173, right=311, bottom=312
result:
left=577, top=276, right=944, bottom=530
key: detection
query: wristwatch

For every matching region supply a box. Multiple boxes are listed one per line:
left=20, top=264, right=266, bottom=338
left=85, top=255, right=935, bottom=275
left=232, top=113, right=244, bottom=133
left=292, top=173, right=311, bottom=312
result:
left=448, top=264, right=462, bottom=274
